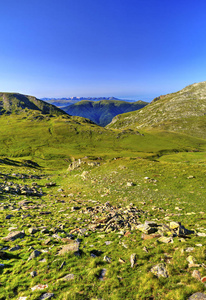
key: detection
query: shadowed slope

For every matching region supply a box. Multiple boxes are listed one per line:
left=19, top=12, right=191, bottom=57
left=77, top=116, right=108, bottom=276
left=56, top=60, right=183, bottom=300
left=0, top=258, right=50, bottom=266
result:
left=63, top=99, right=148, bottom=126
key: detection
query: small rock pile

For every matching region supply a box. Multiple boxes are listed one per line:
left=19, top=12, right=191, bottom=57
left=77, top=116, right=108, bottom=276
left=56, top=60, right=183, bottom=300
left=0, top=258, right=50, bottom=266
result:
left=0, top=181, right=42, bottom=196
left=136, top=220, right=195, bottom=242
left=82, top=202, right=145, bottom=232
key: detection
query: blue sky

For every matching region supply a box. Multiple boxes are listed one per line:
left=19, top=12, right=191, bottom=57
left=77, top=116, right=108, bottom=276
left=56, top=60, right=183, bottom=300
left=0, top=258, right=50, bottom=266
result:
left=0, top=0, right=206, bottom=101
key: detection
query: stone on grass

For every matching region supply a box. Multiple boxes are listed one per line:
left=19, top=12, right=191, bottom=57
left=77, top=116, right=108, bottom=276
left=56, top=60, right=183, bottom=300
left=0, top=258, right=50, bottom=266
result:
left=28, top=250, right=42, bottom=261
left=119, top=258, right=125, bottom=263
left=5, top=214, right=13, bottom=219
left=141, top=233, right=161, bottom=240
left=58, top=274, right=75, bottom=281
left=197, top=232, right=206, bottom=237
left=30, top=271, right=37, bottom=277
left=188, top=292, right=206, bottom=299
left=58, top=241, right=79, bottom=256
left=158, top=236, right=173, bottom=244
left=185, top=247, right=194, bottom=252
left=31, top=284, right=48, bottom=291
left=3, top=231, right=25, bottom=242
left=130, top=253, right=136, bottom=268
left=28, top=227, right=38, bottom=234
left=9, top=245, right=21, bottom=251
left=192, top=270, right=201, bottom=281
left=103, top=256, right=112, bottom=263
left=150, top=263, right=168, bottom=278
left=136, top=223, right=157, bottom=234
left=169, top=221, right=180, bottom=229
left=39, top=293, right=54, bottom=300
left=99, top=268, right=107, bottom=281
left=127, top=182, right=134, bottom=187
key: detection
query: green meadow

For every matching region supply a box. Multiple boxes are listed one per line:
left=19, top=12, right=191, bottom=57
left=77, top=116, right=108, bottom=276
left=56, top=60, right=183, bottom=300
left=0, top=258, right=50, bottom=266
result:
left=0, top=109, right=206, bottom=299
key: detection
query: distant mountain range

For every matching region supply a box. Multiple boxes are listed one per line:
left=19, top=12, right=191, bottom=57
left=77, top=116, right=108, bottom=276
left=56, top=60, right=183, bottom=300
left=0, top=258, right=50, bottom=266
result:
left=41, top=97, right=136, bottom=108
left=62, top=99, right=148, bottom=126
left=41, top=97, right=147, bottom=126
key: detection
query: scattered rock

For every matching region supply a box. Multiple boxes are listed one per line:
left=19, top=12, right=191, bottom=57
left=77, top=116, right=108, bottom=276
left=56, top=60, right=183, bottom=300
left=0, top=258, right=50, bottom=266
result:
left=185, top=247, right=194, bottom=252
left=105, top=241, right=112, bottom=245
left=158, top=236, right=173, bottom=244
left=31, top=284, right=48, bottom=291
left=58, top=241, right=80, bottom=256
left=197, top=232, right=206, bottom=237
left=188, top=292, right=206, bottom=300
left=130, top=253, right=136, bottom=268
left=192, top=270, right=201, bottom=281
left=28, top=227, right=38, bottom=234
left=58, top=274, right=75, bottom=281
left=187, top=175, right=195, bottom=179
left=3, top=231, right=25, bottom=242
left=141, top=233, right=161, bottom=240
left=5, top=214, right=13, bottom=219
left=45, top=182, right=56, bottom=187
left=99, top=268, right=107, bottom=281
left=150, top=263, right=168, bottom=278
left=28, top=250, right=42, bottom=261
left=44, top=238, right=52, bottom=245
left=187, top=255, right=200, bottom=268
left=136, top=224, right=157, bottom=234
left=9, top=245, right=21, bottom=251
left=103, top=256, right=112, bottom=263
left=39, top=293, right=54, bottom=300
left=30, top=271, right=37, bottom=277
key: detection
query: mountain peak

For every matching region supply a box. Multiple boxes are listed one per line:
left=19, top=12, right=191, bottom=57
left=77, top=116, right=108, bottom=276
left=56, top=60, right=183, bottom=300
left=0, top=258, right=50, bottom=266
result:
left=0, top=92, right=67, bottom=116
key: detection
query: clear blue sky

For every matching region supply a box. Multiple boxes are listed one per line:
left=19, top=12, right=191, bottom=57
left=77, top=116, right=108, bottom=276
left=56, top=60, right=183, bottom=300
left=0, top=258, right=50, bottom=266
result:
left=0, top=0, right=206, bottom=101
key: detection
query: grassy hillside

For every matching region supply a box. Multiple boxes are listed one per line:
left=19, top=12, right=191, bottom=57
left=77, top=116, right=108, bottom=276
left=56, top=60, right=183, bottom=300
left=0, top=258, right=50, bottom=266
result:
left=0, top=93, right=66, bottom=116
left=0, top=111, right=205, bottom=170
left=0, top=89, right=206, bottom=299
left=107, top=82, right=206, bottom=139
left=63, top=99, right=148, bottom=126
left=0, top=146, right=206, bottom=299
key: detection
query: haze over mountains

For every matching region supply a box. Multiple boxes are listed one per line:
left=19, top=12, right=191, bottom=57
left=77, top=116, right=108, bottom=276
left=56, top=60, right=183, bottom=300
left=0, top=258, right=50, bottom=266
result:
left=41, top=96, right=128, bottom=107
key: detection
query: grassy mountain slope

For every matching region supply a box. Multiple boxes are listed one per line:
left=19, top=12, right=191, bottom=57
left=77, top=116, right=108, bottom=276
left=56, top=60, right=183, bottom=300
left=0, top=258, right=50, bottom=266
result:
left=0, top=111, right=205, bottom=170
left=63, top=99, right=148, bottom=126
left=107, top=82, right=206, bottom=138
left=0, top=90, right=206, bottom=299
left=0, top=93, right=67, bottom=116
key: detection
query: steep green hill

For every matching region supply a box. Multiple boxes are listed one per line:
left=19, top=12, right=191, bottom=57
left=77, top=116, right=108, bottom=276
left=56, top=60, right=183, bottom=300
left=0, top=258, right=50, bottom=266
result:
left=0, top=93, right=67, bottom=116
left=63, top=99, right=148, bottom=126
left=107, top=82, right=206, bottom=139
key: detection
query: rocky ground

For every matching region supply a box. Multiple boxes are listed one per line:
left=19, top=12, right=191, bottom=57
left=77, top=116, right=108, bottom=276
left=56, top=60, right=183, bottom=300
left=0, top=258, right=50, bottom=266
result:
left=0, top=158, right=206, bottom=299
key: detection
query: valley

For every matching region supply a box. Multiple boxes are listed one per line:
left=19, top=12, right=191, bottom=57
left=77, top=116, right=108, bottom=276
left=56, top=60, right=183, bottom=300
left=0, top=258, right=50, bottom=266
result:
left=0, top=83, right=206, bottom=299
